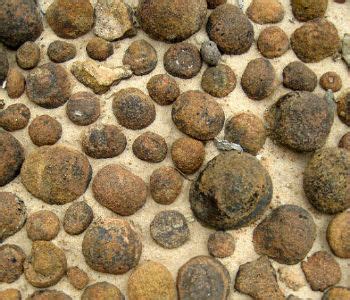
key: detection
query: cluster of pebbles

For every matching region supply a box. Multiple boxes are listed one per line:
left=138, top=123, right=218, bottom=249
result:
left=0, top=0, right=349, bottom=299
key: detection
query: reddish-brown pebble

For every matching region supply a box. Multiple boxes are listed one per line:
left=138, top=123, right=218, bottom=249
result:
left=320, top=72, right=342, bottom=92
left=63, top=201, right=93, bottom=235
left=207, top=231, right=235, bottom=258
left=327, top=211, right=350, bottom=258
left=47, top=40, right=77, bottom=63
left=132, top=132, right=168, bottom=163
left=147, top=74, right=180, bottom=106
left=67, top=266, right=89, bottom=290
left=337, top=90, right=350, bottom=126
left=0, top=103, right=30, bottom=131
left=26, top=210, right=60, bottom=241
left=28, top=115, right=62, bottom=146
left=257, top=26, right=289, bottom=58
left=339, top=132, right=350, bottom=151
left=16, top=41, right=40, bottom=70
left=0, top=244, right=26, bottom=283
left=291, top=0, right=328, bottom=21
left=81, top=282, right=124, bottom=300
left=283, top=61, right=317, bottom=92
left=6, top=68, right=25, bottom=99
left=27, top=290, right=72, bottom=300
left=86, top=37, right=113, bottom=61
left=247, top=0, right=285, bottom=24
left=0, top=289, right=21, bottom=300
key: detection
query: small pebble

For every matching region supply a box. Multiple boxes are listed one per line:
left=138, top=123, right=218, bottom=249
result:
left=147, top=74, right=180, bottom=106
left=0, top=244, right=26, bottom=283
left=337, top=90, right=350, bottom=126
left=291, top=0, right=328, bottom=21
left=253, top=205, right=316, bottom=264
left=16, top=41, right=40, bottom=70
left=200, top=41, right=221, bottom=66
left=150, top=210, right=190, bottom=249
left=86, top=37, right=113, bottom=61
left=113, top=88, right=156, bottom=130
left=283, top=61, right=317, bottom=92
left=246, top=0, right=285, bottom=24
left=63, top=201, right=93, bottom=235
left=82, top=124, right=127, bottom=159
left=24, top=241, right=67, bottom=288
left=241, top=58, right=276, bottom=100
left=127, top=261, right=176, bottom=300
left=322, top=287, right=350, bottom=300
left=339, top=132, right=350, bottom=151
left=207, top=231, right=235, bottom=258
left=171, top=137, right=205, bottom=174
left=27, top=290, right=72, bottom=300
left=301, top=251, right=341, bottom=291
left=0, top=103, right=31, bottom=132
left=257, top=26, right=289, bottom=59
left=81, top=282, right=124, bottom=300
left=150, top=166, right=183, bottom=205
left=67, top=266, right=89, bottom=290
left=0, top=45, right=8, bottom=85
left=327, top=210, right=350, bottom=258
left=28, top=115, right=62, bottom=146
left=0, top=192, right=26, bottom=241
left=320, top=72, right=342, bottom=92
left=66, top=92, right=100, bottom=126
left=132, top=132, right=168, bottom=163
left=201, top=64, right=236, bottom=98
left=225, top=112, right=267, bottom=155
left=26, top=210, right=60, bottom=241
left=0, top=289, right=21, bottom=300
left=6, top=68, right=25, bottom=99
left=82, top=218, right=142, bottom=274
left=177, top=256, right=230, bottom=300
left=207, top=0, right=227, bottom=9
left=123, top=39, right=157, bottom=76
left=278, top=266, right=306, bottom=291
left=47, top=40, right=77, bottom=63
left=92, top=164, right=147, bottom=216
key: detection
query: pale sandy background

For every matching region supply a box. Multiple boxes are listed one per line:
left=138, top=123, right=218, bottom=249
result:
left=0, top=0, right=350, bottom=299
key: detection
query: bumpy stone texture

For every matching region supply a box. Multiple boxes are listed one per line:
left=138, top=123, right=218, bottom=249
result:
left=257, top=26, right=289, bottom=58
left=0, top=289, right=21, bottom=300
left=21, top=145, right=92, bottom=205
left=94, top=0, right=136, bottom=41
left=327, top=211, right=350, bottom=258
left=235, top=256, right=285, bottom=300
left=291, top=0, right=328, bottom=21
left=190, top=151, right=273, bottom=229
left=337, top=90, right=350, bottom=126
left=26, top=210, right=60, bottom=241
left=63, top=202, right=93, bottom=235
left=339, top=132, right=350, bottom=151
left=138, top=0, right=207, bottom=43
left=67, top=266, right=89, bottom=290
left=47, top=40, right=76, bottom=63
left=201, top=41, right=221, bottom=66
left=291, top=19, right=341, bottom=63
left=28, top=115, right=62, bottom=146
left=128, top=261, right=176, bottom=300
left=0, top=132, right=24, bottom=187
left=147, top=74, right=180, bottom=106
left=26, top=63, right=72, bottom=108
left=16, top=41, right=40, bottom=70
left=322, top=287, right=350, bottom=300
left=283, top=61, right=317, bottom=92
left=0, top=45, right=9, bottom=84
left=71, top=60, right=132, bottom=94
left=46, top=0, right=94, bottom=39
left=0, top=103, right=31, bottom=132
left=207, top=4, right=254, bottom=55
left=265, top=91, right=334, bottom=152
left=0, top=0, right=43, bottom=48
left=320, top=72, right=342, bottom=92
left=82, top=282, right=124, bottom=300
left=86, top=37, right=114, bottom=61
left=172, top=90, right=225, bottom=141
left=92, top=164, right=147, bottom=216
left=82, top=218, right=142, bottom=275
left=27, top=290, right=72, bottom=300
left=0, top=244, right=26, bottom=283
left=132, top=132, right=168, bottom=163
left=207, top=231, right=235, bottom=258
left=177, top=256, right=230, bottom=300
left=253, top=205, right=316, bottom=264
left=247, top=0, right=285, bottom=24
left=304, top=147, right=350, bottom=214
left=6, top=68, right=25, bottom=99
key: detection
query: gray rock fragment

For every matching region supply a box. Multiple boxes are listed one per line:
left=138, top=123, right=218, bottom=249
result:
left=200, top=41, right=221, bottom=66
left=342, top=33, right=350, bottom=67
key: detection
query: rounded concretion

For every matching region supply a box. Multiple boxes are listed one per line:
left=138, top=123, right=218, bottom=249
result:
left=132, top=132, right=168, bottom=163
left=63, top=201, right=93, bottom=235
left=0, top=244, right=26, bottom=283
left=320, top=72, right=342, bottom=92
left=86, top=37, right=113, bottom=61
left=82, top=282, right=124, bottom=300
left=337, top=90, right=350, bottom=126
left=26, top=210, right=60, bottom=241
left=16, top=41, right=40, bottom=70
left=327, top=211, right=350, bottom=258
left=291, top=0, right=328, bottom=21
left=190, top=151, right=273, bottom=229
left=28, top=115, right=62, bottom=146
left=257, top=26, right=289, bottom=58
left=147, top=74, right=180, bottom=106
left=27, top=290, right=72, bottom=300
left=207, top=231, right=235, bottom=258
left=282, top=61, right=317, bottom=92
left=47, top=40, right=77, bottom=63
left=82, top=218, right=142, bottom=275
left=0, top=103, right=31, bottom=132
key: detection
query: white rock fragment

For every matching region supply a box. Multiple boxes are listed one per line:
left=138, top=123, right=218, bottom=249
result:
left=342, top=33, right=350, bottom=67
left=214, top=138, right=244, bottom=152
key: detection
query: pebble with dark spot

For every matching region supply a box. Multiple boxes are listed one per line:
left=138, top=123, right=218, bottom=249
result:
left=201, top=64, right=236, bottom=98
left=320, top=72, right=342, bottom=92
left=113, top=88, right=156, bottom=130
left=339, top=132, right=350, bottom=151
left=27, top=290, right=72, bottom=300
left=207, top=4, right=254, bottom=55
left=92, top=164, right=147, bottom=216
left=172, top=90, right=225, bottom=140
left=82, top=218, right=142, bottom=275
left=151, top=210, right=189, bottom=249
left=86, top=37, right=114, bottom=61
left=81, top=282, right=124, bottom=300
left=26, top=62, right=72, bottom=108
left=190, top=151, right=273, bottom=229
left=283, top=61, right=317, bottom=92
left=0, top=192, right=26, bottom=241
left=21, top=145, right=92, bottom=205
left=301, top=251, right=341, bottom=291
left=24, top=241, right=67, bottom=288
left=28, top=115, right=62, bottom=146
left=225, top=112, right=267, bottom=155
left=247, top=0, right=285, bottom=24
left=0, top=132, right=24, bottom=186
left=171, top=137, right=205, bottom=174
left=6, top=68, right=25, bottom=99
left=327, top=210, right=350, bottom=258
left=177, top=255, right=230, bottom=300
left=147, top=74, right=180, bottom=106
left=150, top=166, right=183, bottom=205
left=257, top=26, right=289, bottom=59
left=200, top=41, right=221, bottom=66
left=164, top=43, right=202, bottom=79
left=0, top=45, right=8, bottom=84
left=47, top=40, right=76, bottom=63
left=16, top=41, right=40, bottom=70
left=337, top=90, right=350, bottom=126
left=26, top=210, right=60, bottom=241
left=303, top=147, right=350, bottom=214
left=207, top=0, right=227, bottom=9
left=253, top=205, right=316, bottom=264
left=46, top=0, right=94, bottom=39
left=235, top=256, right=285, bottom=300
left=207, top=231, right=235, bottom=258
left=123, top=40, right=157, bottom=76
left=66, top=92, right=100, bottom=126
left=63, top=201, right=93, bottom=235
left=0, top=289, right=21, bottom=300
left=67, top=266, right=89, bottom=290
left=265, top=91, right=334, bottom=152
left=0, top=244, right=26, bottom=283
left=322, top=287, right=350, bottom=300
left=291, top=0, right=328, bottom=21
left=0, top=103, right=30, bottom=132
left=241, top=58, right=276, bottom=100
left=132, top=132, right=168, bottom=163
